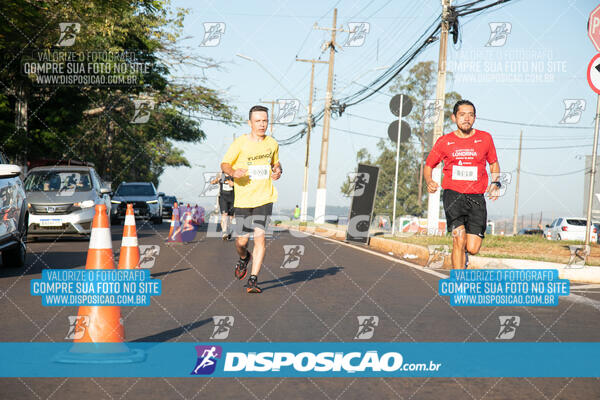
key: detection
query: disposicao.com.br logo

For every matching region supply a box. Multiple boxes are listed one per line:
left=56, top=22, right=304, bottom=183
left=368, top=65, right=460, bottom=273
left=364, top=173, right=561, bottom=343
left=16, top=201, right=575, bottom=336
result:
left=190, top=346, right=442, bottom=376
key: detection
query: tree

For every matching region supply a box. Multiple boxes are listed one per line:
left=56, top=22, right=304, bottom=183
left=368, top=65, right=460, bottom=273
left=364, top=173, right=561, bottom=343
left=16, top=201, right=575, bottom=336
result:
left=0, top=0, right=237, bottom=186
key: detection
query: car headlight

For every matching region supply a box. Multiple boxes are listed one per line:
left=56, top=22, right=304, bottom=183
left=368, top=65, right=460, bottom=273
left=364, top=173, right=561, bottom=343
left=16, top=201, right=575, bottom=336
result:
left=74, top=200, right=95, bottom=208
left=146, top=200, right=158, bottom=204
left=111, top=200, right=121, bottom=204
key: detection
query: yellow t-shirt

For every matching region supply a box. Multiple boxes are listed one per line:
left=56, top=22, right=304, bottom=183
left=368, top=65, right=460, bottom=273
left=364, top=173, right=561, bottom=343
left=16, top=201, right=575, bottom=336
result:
left=221, top=134, right=279, bottom=208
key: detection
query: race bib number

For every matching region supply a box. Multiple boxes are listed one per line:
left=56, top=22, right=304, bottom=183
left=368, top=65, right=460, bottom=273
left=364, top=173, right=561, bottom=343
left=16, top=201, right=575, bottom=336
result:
left=248, top=165, right=270, bottom=180
left=452, top=165, right=477, bottom=181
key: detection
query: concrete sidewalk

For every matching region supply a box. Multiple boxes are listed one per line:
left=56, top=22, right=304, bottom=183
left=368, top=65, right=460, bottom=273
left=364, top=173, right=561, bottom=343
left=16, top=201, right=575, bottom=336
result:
left=280, top=223, right=600, bottom=284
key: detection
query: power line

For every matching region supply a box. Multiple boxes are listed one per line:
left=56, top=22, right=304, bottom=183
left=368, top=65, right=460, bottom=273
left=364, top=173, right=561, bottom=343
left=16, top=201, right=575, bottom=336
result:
left=520, top=168, right=587, bottom=177
left=477, top=117, right=593, bottom=130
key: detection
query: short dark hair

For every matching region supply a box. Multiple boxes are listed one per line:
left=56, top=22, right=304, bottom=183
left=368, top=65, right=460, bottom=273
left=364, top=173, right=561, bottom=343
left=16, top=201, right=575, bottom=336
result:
left=249, top=105, right=269, bottom=120
left=453, top=100, right=476, bottom=116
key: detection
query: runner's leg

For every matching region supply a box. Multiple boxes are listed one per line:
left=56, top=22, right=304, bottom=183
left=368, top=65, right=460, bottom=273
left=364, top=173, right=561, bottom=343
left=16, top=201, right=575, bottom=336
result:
left=221, top=212, right=229, bottom=234
left=466, top=234, right=483, bottom=255
left=452, top=225, right=467, bottom=268
left=235, top=234, right=250, bottom=258
left=250, top=227, right=265, bottom=276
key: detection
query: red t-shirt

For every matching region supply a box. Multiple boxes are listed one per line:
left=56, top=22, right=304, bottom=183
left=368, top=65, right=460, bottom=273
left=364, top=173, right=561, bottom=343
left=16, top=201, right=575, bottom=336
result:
left=425, top=129, right=498, bottom=194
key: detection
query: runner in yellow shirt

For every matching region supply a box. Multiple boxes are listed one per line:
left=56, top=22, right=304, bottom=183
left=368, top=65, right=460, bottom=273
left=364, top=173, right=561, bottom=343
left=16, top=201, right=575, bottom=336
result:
left=221, top=105, right=282, bottom=293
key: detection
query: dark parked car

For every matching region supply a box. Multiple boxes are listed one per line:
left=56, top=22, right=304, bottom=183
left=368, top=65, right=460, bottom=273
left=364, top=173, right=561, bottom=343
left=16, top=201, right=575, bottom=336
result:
left=162, top=195, right=178, bottom=217
left=110, top=182, right=163, bottom=224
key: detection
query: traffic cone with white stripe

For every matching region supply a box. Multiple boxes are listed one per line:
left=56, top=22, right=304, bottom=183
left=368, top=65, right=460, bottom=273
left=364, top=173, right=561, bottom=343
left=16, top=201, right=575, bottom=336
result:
left=74, top=204, right=124, bottom=343
left=118, top=204, right=140, bottom=269
left=168, top=202, right=183, bottom=243
left=57, top=204, right=144, bottom=363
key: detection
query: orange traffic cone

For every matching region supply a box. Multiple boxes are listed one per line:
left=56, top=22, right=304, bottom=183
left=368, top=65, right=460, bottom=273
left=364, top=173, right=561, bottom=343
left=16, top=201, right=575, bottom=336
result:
left=118, top=204, right=140, bottom=270
left=168, top=202, right=183, bottom=243
left=74, top=204, right=124, bottom=343
left=57, top=204, right=144, bottom=364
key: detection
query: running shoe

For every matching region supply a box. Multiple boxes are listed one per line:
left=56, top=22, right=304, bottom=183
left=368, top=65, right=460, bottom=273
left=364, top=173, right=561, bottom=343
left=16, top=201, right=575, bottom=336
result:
left=222, top=233, right=228, bottom=241
left=464, top=250, right=469, bottom=269
left=234, top=253, right=251, bottom=280
left=246, top=275, right=262, bottom=293
left=227, top=233, right=232, bottom=241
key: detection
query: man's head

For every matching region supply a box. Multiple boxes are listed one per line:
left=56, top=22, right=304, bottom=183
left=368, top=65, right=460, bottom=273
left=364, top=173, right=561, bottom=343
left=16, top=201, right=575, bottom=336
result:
left=248, top=105, right=269, bottom=137
left=451, top=100, right=476, bottom=134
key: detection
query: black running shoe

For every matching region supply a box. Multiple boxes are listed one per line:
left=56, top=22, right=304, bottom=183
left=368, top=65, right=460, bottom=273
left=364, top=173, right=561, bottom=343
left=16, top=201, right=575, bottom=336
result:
left=464, top=250, right=469, bottom=269
left=234, top=253, right=250, bottom=280
left=246, top=275, right=262, bottom=293
left=227, top=233, right=232, bottom=241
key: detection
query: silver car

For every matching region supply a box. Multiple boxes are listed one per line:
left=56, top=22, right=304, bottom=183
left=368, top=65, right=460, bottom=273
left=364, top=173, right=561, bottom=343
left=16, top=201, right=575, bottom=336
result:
left=24, top=166, right=111, bottom=238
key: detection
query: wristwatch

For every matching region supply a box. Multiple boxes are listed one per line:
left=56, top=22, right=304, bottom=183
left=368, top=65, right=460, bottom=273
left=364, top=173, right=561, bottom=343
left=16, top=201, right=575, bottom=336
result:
left=491, top=181, right=501, bottom=188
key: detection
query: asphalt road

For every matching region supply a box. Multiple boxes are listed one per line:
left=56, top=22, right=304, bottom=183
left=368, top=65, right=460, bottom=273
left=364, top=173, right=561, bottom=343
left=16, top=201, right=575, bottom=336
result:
left=1, top=221, right=600, bottom=399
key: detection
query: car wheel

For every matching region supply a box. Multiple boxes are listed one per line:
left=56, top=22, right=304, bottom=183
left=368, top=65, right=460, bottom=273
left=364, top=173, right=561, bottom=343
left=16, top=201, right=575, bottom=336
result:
left=153, top=216, right=163, bottom=225
left=111, top=217, right=121, bottom=225
left=3, top=238, right=26, bottom=268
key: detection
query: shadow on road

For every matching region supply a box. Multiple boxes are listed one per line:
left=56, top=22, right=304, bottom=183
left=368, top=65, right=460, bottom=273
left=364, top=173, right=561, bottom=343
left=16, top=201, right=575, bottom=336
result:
left=0, top=251, right=87, bottom=277
left=131, top=318, right=212, bottom=342
left=260, top=266, right=343, bottom=292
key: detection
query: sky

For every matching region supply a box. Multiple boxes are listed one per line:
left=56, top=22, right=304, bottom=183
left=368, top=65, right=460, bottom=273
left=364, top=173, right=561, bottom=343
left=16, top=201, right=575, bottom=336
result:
left=157, top=0, right=596, bottom=222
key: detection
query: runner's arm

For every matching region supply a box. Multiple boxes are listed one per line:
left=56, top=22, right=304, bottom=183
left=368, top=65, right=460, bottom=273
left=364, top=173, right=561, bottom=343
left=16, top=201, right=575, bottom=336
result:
left=423, top=165, right=439, bottom=193
left=486, top=161, right=501, bottom=201
left=271, top=162, right=282, bottom=180
left=210, top=172, right=221, bottom=185
left=221, top=162, right=246, bottom=179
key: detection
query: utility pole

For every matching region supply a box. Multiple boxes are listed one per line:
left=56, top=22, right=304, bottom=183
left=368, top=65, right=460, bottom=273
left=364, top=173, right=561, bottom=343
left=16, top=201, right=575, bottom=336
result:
left=296, top=58, right=327, bottom=222
left=512, top=130, right=523, bottom=235
left=314, top=8, right=341, bottom=223
left=260, top=99, right=276, bottom=135
left=426, top=0, right=452, bottom=234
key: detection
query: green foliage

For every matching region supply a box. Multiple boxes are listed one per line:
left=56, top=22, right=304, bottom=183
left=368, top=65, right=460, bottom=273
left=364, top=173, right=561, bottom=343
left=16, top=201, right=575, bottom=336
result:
left=0, top=0, right=238, bottom=186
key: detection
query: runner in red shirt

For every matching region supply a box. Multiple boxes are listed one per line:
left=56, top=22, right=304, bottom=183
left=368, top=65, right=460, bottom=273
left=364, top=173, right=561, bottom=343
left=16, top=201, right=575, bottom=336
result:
left=424, top=100, right=501, bottom=268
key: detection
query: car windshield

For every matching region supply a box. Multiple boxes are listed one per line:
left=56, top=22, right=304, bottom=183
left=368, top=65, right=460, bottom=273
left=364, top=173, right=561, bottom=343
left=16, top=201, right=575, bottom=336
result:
left=24, top=171, right=92, bottom=193
left=116, top=184, right=155, bottom=196
left=566, top=219, right=587, bottom=226
left=164, top=196, right=177, bottom=204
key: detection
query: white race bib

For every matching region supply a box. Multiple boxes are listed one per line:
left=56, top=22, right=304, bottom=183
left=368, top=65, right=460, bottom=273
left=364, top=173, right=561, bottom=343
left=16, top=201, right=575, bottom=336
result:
left=248, top=165, right=270, bottom=180
left=452, top=165, right=477, bottom=181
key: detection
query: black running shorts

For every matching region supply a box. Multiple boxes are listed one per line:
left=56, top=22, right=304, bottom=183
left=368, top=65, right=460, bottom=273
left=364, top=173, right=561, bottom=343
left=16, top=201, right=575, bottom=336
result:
left=442, top=189, right=487, bottom=238
left=234, top=202, right=273, bottom=233
left=218, top=193, right=235, bottom=216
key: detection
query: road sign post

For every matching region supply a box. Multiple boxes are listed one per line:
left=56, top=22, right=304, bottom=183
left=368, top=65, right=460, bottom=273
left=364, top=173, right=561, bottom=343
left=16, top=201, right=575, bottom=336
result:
left=585, top=54, right=600, bottom=251
left=388, top=94, right=412, bottom=235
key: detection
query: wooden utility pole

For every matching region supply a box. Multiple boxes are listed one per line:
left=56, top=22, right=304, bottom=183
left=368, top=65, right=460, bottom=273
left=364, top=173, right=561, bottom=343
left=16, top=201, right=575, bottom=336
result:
left=512, top=130, right=523, bottom=235
left=426, top=0, right=452, bottom=234
left=314, top=8, right=340, bottom=223
left=260, top=99, right=276, bottom=135
left=296, top=58, right=327, bottom=222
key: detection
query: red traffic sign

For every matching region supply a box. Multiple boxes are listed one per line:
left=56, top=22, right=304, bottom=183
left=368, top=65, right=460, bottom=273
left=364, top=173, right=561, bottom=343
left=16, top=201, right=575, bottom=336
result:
left=587, top=53, right=600, bottom=94
left=589, top=5, right=600, bottom=51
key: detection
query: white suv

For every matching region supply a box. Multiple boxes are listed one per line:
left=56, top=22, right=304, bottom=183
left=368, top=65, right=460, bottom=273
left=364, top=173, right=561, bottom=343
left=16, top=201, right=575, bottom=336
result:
left=545, top=217, right=597, bottom=242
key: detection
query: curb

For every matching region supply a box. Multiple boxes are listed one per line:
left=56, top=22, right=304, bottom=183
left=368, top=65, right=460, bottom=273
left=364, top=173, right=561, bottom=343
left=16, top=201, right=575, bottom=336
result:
left=279, top=224, right=600, bottom=284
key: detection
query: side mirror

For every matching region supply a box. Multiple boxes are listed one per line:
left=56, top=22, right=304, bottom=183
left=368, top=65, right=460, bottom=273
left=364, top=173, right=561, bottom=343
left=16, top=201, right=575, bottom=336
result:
left=0, top=164, right=22, bottom=178
left=158, top=192, right=165, bottom=197
left=545, top=224, right=550, bottom=228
